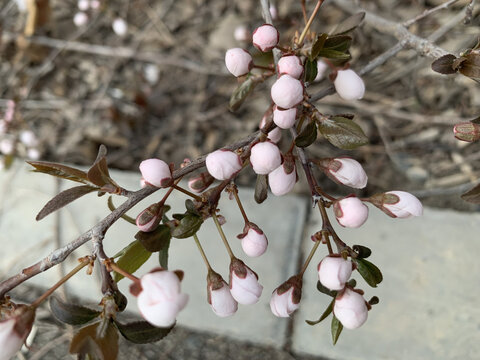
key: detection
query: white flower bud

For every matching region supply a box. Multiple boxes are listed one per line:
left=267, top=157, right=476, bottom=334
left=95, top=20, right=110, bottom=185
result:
left=139, top=158, right=172, bottom=187
left=136, top=203, right=162, bottom=233
left=136, top=270, right=188, bottom=327
left=112, top=18, right=128, bottom=36
left=270, top=275, right=302, bottom=318
left=252, top=24, right=279, bottom=52
left=268, top=162, right=296, bottom=196
left=383, top=191, right=423, bottom=218
left=259, top=115, right=282, bottom=143
left=90, top=0, right=100, bottom=9
left=334, top=69, right=365, bottom=101
left=187, top=172, right=215, bottom=193
left=314, top=60, right=329, bottom=82
left=229, top=259, right=263, bottom=305
left=19, top=130, right=38, bottom=147
left=73, top=12, right=89, bottom=27
left=238, top=224, right=268, bottom=257
left=325, top=157, right=368, bottom=189
left=250, top=141, right=282, bottom=175
left=205, top=149, right=242, bottom=180
left=318, top=255, right=353, bottom=291
left=334, top=196, right=368, bottom=228
left=77, top=0, right=89, bottom=11
left=277, top=55, right=303, bottom=79
left=269, top=5, right=278, bottom=20
left=273, top=106, right=297, bottom=129
left=207, top=272, right=238, bottom=317
left=271, top=75, right=303, bottom=109
left=334, top=288, right=368, bottom=329
left=27, top=148, right=41, bottom=160
left=234, top=25, right=250, bottom=42
left=225, top=48, right=253, bottom=77
left=0, top=138, right=14, bottom=155
left=0, top=306, right=35, bottom=360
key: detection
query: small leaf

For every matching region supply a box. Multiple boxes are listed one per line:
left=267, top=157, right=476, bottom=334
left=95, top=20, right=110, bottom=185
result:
left=171, top=214, right=203, bottom=239
left=107, top=196, right=136, bottom=225
left=306, top=299, right=334, bottom=325
left=318, top=116, right=368, bottom=149
left=135, top=225, right=172, bottom=252
left=461, top=183, right=480, bottom=203
left=431, top=54, right=457, bottom=75
left=331, top=12, right=365, bottom=35
left=87, top=145, right=119, bottom=189
left=27, top=161, right=89, bottom=184
left=304, top=58, right=318, bottom=83
left=114, top=240, right=152, bottom=282
left=185, top=199, right=200, bottom=216
left=355, top=258, right=383, bottom=288
left=229, top=76, right=260, bottom=112
left=158, top=237, right=171, bottom=269
left=310, top=33, right=328, bottom=60
left=458, top=53, right=480, bottom=79
left=114, top=320, right=174, bottom=344
left=352, top=245, right=372, bottom=259
left=331, top=315, right=343, bottom=345
left=36, top=185, right=98, bottom=221
left=316, top=281, right=337, bottom=297
left=295, top=120, right=317, bottom=147
left=254, top=174, right=268, bottom=204
left=49, top=297, right=101, bottom=325
left=323, top=35, right=352, bottom=52
left=317, top=49, right=351, bottom=61
left=69, top=320, right=118, bottom=360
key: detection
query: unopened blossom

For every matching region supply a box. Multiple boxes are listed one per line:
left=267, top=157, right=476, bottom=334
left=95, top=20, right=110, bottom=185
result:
left=273, top=106, right=297, bottom=129
left=238, top=223, right=268, bottom=257
left=188, top=172, right=215, bottom=193
left=112, top=18, right=128, bottom=37
left=270, top=276, right=302, bottom=318
left=207, top=271, right=238, bottom=317
left=250, top=141, right=282, bottom=175
left=73, top=12, right=88, bottom=27
left=334, top=69, right=365, bottom=101
left=135, top=269, right=189, bottom=327
left=0, top=305, right=35, bottom=360
left=0, top=139, right=14, bottom=155
left=453, top=122, right=480, bottom=142
left=268, top=162, right=296, bottom=196
left=334, top=196, right=369, bottom=228
left=19, top=130, right=38, bottom=147
left=225, top=48, right=253, bottom=77
left=139, top=158, right=172, bottom=187
left=252, top=24, right=279, bottom=52
left=136, top=203, right=162, bottom=232
left=277, top=55, right=303, bottom=79
left=314, top=60, right=329, bottom=82
left=234, top=25, right=250, bottom=42
left=205, top=149, right=242, bottom=180
left=77, top=0, right=89, bottom=11
left=229, top=258, right=263, bottom=305
left=259, top=115, right=282, bottom=143
left=318, top=255, right=353, bottom=291
left=27, top=148, right=41, bottom=160
left=269, top=5, right=278, bottom=20
left=271, top=75, right=304, bottom=109
left=90, top=0, right=100, bottom=9
left=382, top=191, right=423, bottom=218
left=334, top=288, right=368, bottom=329
left=324, top=157, right=368, bottom=189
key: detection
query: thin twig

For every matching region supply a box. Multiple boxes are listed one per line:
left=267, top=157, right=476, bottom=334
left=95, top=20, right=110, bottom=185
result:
left=403, top=0, right=461, bottom=27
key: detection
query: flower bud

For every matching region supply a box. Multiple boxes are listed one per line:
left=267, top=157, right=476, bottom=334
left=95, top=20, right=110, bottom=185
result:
left=233, top=25, right=250, bottom=42
left=0, top=305, right=35, bottom=360
left=229, top=258, right=263, bottom=305
left=318, top=255, right=353, bottom=291
left=321, top=157, right=368, bottom=189
left=453, top=122, right=480, bottom=142
left=73, top=12, right=88, bottom=27
left=250, top=141, right=282, bottom=175
left=277, top=55, right=304, bottom=79
left=334, top=69, right=365, bottom=100
left=27, top=148, right=41, bottom=160
left=333, top=196, right=368, bottom=228
left=0, top=139, right=14, bottom=155
left=260, top=115, right=281, bottom=143
left=270, top=275, right=302, bottom=317
left=188, top=172, right=215, bottom=193
left=135, top=269, right=189, bottom=327
left=237, top=223, right=268, bottom=257
left=252, top=24, right=279, bottom=52
left=273, top=106, right=297, bottom=129
left=205, top=149, right=242, bottom=180
left=268, top=160, right=296, bottom=196
left=372, top=191, right=423, bottom=218
left=271, top=75, right=304, bottom=109
left=225, top=48, right=253, bottom=77
left=19, top=130, right=38, bottom=147
left=112, top=18, right=128, bottom=37
left=269, top=5, right=278, bottom=20
left=136, top=203, right=163, bottom=232
left=77, top=0, right=89, bottom=11
left=207, top=271, right=238, bottom=317
left=90, top=0, right=100, bottom=9
left=314, top=60, right=329, bottom=82
left=334, top=288, right=368, bottom=329
left=139, top=158, right=172, bottom=187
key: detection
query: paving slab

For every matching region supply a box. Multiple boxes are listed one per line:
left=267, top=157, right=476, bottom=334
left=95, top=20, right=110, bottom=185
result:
left=292, top=205, right=480, bottom=360
left=0, top=161, right=309, bottom=349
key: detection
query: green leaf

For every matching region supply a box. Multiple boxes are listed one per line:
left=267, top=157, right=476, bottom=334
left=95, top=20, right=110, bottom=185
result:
left=114, top=320, right=174, bottom=344
left=331, top=315, right=343, bottom=345
left=316, top=281, right=338, bottom=297
left=352, top=245, right=372, bottom=259
left=135, top=225, right=172, bottom=252
left=431, top=54, right=457, bottom=75
left=458, top=53, right=480, bottom=79
left=229, top=76, right=260, bottom=112
left=461, top=183, right=480, bottom=204
left=310, top=33, right=328, bottom=60
left=317, top=48, right=351, bottom=61
left=114, top=240, right=152, bottom=282
left=49, top=297, right=101, bottom=325
left=306, top=299, right=334, bottom=325
left=27, top=161, right=89, bottom=184
left=318, top=116, right=368, bottom=149
left=171, top=214, right=203, bottom=239
left=323, top=35, right=352, bottom=52
left=331, top=12, right=365, bottom=35
left=185, top=199, right=200, bottom=216
left=295, top=120, right=317, bottom=147
left=355, top=258, right=383, bottom=288
left=158, top=236, right=171, bottom=269
left=304, top=58, right=318, bottom=83
left=69, top=320, right=118, bottom=360
left=254, top=174, right=268, bottom=204
left=36, top=185, right=98, bottom=221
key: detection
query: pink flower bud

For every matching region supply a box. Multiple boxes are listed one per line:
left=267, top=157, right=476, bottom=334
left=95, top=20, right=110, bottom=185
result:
left=207, top=271, right=238, bottom=317
left=314, top=60, right=329, bottom=82
left=270, top=275, right=302, bottom=317
left=112, top=18, right=128, bottom=37
left=322, top=157, right=368, bottom=189
left=0, top=305, right=35, bottom=360
left=90, top=0, right=100, bottom=10
left=334, top=69, right=365, bottom=100
left=273, top=106, right=297, bottom=129
left=277, top=55, right=304, bottom=79
left=334, top=288, right=368, bottom=329
left=252, top=24, right=279, bottom=52
left=225, top=48, right=253, bottom=77
left=333, top=196, right=368, bottom=228
left=136, top=203, right=163, bottom=232
left=205, top=149, right=242, bottom=180
left=77, top=0, right=89, bottom=11
left=229, top=258, right=263, bottom=305
left=139, top=158, right=172, bottom=187
left=453, top=122, right=480, bottom=142
left=27, top=148, right=41, bottom=160
left=269, top=5, right=278, bottom=20
left=4, top=100, right=15, bottom=123
left=260, top=115, right=282, bottom=143
left=135, top=269, right=189, bottom=327
left=268, top=162, right=296, bottom=196
left=237, top=223, right=268, bottom=257
left=271, top=75, right=304, bottom=109
left=0, top=138, right=14, bottom=155
left=318, top=255, right=353, bottom=291
left=250, top=141, right=282, bottom=175
left=73, top=12, right=89, bottom=27
left=233, top=25, right=250, bottom=42
left=188, top=172, right=215, bottom=193
left=19, top=130, right=38, bottom=147
left=380, top=191, right=423, bottom=218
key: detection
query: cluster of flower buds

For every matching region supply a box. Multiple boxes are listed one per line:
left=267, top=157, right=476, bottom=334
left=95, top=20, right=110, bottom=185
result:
left=73, top=0, right=101, bottom=27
